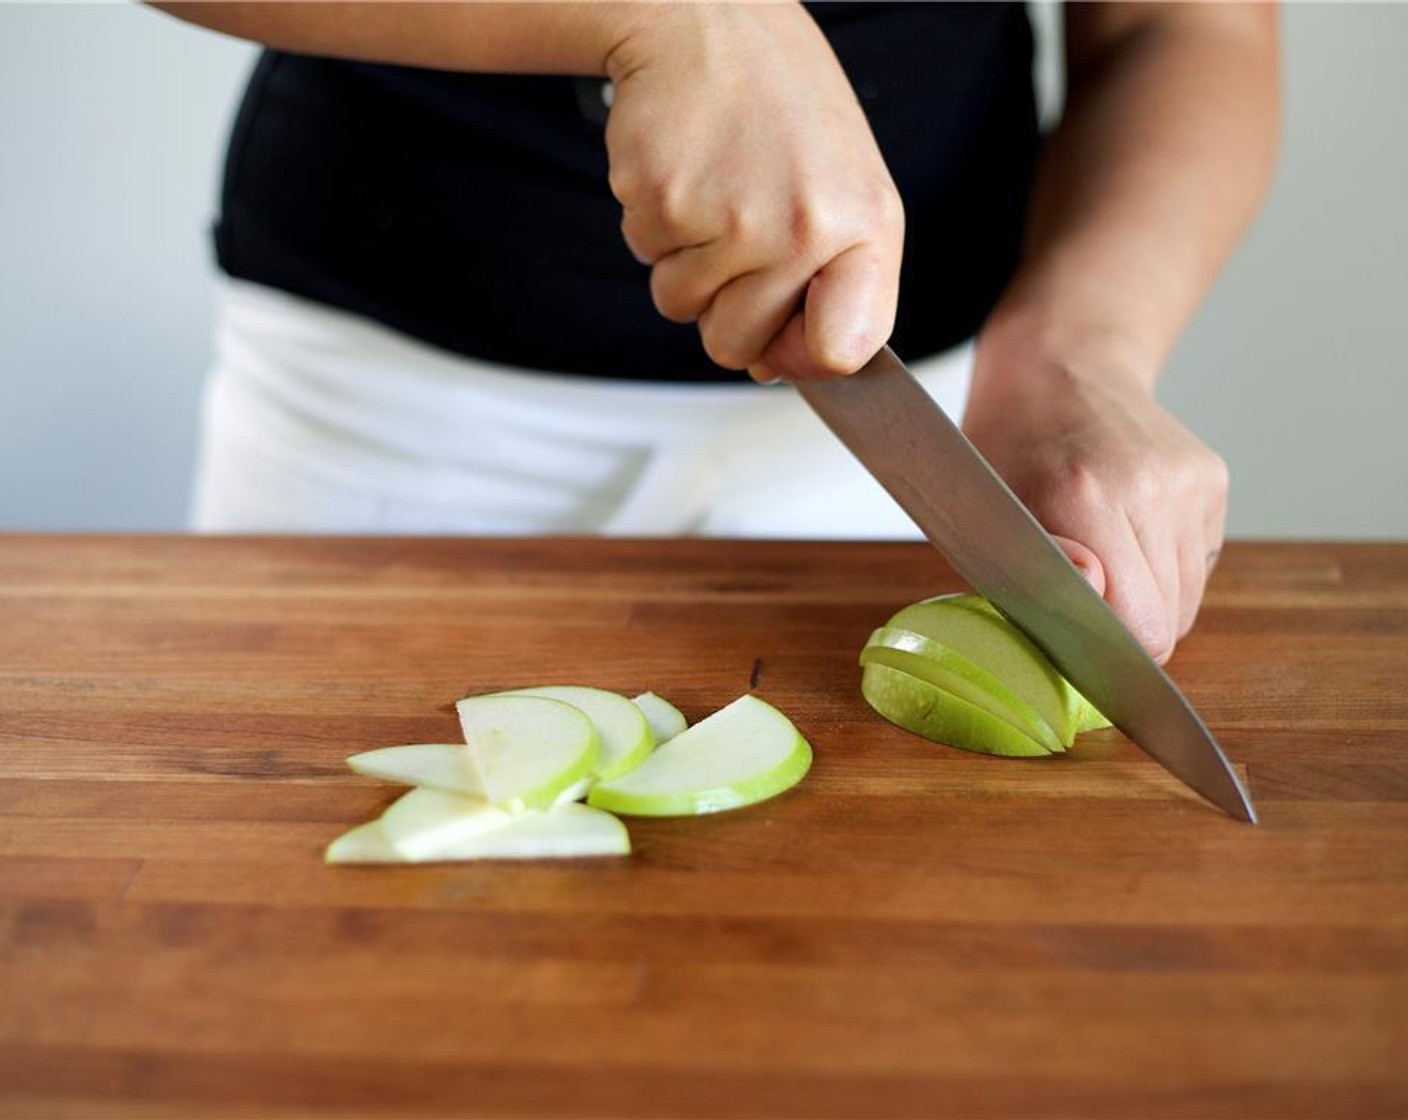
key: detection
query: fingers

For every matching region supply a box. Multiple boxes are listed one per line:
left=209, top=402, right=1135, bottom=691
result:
left=1090, top=522, right=1176, bottom=664
left=804, top=243, right=898, bottom=377
left=1053, top=535, right=1107, bottom=597
left=752, top=243, right=900, bottom=379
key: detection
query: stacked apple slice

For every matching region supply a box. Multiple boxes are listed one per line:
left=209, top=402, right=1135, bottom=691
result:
left=326, top=688, right=811, bottom=864
left=859, top=593, right=1111, bottom=757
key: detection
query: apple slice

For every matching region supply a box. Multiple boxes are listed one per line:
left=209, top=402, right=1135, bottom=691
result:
left=378, top=787, right=514, bottom=859
left=1075, top=695, right=1114, bottom=734
left=346, top=743, right=482, bottom=796
left=498, top=685, right=654, bottom=780
left=331, top=794, right=629, bottom=863
left=325, top=820, right=397, bottom=863
left=454, top=694, right=600, bottom=812
left=632, top=691, right=688, bottom=744
left=860, top=626, right=1064, bottom=752
left=860, top=661, right=1053, bottom=757
left=588, top=694, right=811, bottom=817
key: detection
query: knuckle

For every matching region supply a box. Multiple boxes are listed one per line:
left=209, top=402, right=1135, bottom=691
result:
left=649, top=270, right=703, bottom=325
left=862, top=179, right=905, bottom=240
left=1206, top=450, right=1231, bottom=495
left=786, top=202, right=823, bottom=257
left=699, top=319, right=757, bottom=372
left=606, top=163, right=641, bottom=206
left=1058, top=460, right=1110, bottom=512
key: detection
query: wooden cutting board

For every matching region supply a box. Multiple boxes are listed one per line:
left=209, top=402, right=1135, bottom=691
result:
left=1, top=535, right=1405, bottom=1118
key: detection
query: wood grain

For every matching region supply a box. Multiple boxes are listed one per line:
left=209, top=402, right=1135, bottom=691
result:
left=1, top=535, right=1406, bottom=1119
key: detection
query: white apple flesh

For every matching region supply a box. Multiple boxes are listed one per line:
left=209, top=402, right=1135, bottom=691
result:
left=328, top=798, right=629, bottom=863
left=454, top=694, right=600, bottom=812
left=346, top=743, right=482, bottom=796
left=498, top=685, right=655, bottom=780
left=631, top=691, right=689, bottom=744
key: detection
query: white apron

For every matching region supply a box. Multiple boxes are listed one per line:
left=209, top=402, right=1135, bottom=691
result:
left=191, top=279, right=973, bottom=538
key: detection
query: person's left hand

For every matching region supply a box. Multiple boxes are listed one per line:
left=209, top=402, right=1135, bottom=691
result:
left=961, top=347, right=1229, bottom=665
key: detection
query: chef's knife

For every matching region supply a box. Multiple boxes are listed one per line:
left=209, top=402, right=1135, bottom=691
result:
left=794, top=346, right=1256, bottom=823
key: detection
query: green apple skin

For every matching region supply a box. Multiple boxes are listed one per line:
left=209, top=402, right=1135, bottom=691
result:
left=860, top=662, right=1053, bottom=758
left=860, top=627, right=1064, bottom=752
left=455, top=694, right=601, bottom=812
left=886, top=597, right=1073, bottom=745
left=588, top=694, right=811, bottom=817
left=498, top=685, right=655, bottom=781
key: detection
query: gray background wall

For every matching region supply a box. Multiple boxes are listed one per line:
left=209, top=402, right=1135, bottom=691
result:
left=1, top=2, right=1404, bottom=536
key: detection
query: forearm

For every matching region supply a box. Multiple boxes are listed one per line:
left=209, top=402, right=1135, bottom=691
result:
left=979, top=2, right=1281, bottom=391
left=148, top=1, right=645, bottom=76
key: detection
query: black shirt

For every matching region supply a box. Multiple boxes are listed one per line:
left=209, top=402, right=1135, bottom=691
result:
left=214, top=2, right=1038, bottom=382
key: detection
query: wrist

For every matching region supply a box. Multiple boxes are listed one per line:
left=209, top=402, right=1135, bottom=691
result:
left=973, top=282, right=1163, bottom=407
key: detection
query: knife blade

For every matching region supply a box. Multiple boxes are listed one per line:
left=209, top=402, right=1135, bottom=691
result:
left=794, top=346, right=1256, bottom=823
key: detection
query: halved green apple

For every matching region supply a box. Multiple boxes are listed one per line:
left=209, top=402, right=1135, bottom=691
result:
left=859, top=626, right=1064, bottom=752
left=588, top=694, right=811, bottom=817
left=860, top=661, right=1053, bottom=758
left=454, top=694, right=600, bottom=812
left=861, top=593, right=1112, bottom=756
left=886, top=595, right=1082, bottom=747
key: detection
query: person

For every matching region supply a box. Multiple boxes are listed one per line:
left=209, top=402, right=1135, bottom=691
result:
left=151, top=2, right=1280, bottom=664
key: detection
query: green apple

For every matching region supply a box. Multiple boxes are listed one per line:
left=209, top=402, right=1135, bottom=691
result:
left=632, top=691, right=688, bottom=744
left=497, top=685, right=654, bottom=781
left=588, top=694, right=811, bottom=817
left=454, top=694, right=600, bottom=812
left=331, top=795, right=629, bottom=863
left=346, top=743, right=482, bottom=796
left=887, top=595, right=1081, bottom=747
left=921, top=594, right=1110, bottom=739
left=860, top=626, right=1064, bottom=752
left=860, top=661, right=1053, bottom=757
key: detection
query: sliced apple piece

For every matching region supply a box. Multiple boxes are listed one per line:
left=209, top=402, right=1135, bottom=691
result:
left=632, top=691, right=688, bottom=744
left=860, top=626, right=1064, bottom=752
left=860, top=661, right=1053, bottom=757
left=346, top=743, right=481, bottom=795
left=332, top=794, right=629, bottom=863
left=378, top=787, right=514, bottom=859
left=498, top=685, right=654, bottom=780
left=1075, top=695, right=1114, bottom=733
left=454, top=694, right=600, bottom=812
left=588, top=694, right=811, bottom=817
left=325, top=820, right=398, bottom=863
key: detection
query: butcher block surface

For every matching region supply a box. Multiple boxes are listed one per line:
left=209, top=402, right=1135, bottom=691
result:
left=1, top=535, right=1405, bottom=1119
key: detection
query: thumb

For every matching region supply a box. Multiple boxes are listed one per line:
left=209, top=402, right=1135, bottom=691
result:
left=1054, top=535, right=1107, bottom=597
left=756, top=244, right=897, bottom=381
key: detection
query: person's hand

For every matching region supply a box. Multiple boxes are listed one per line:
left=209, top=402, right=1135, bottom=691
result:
left=602, top=4, right=903, bottom=381
left=962, top=347, right=1229, bottom=664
